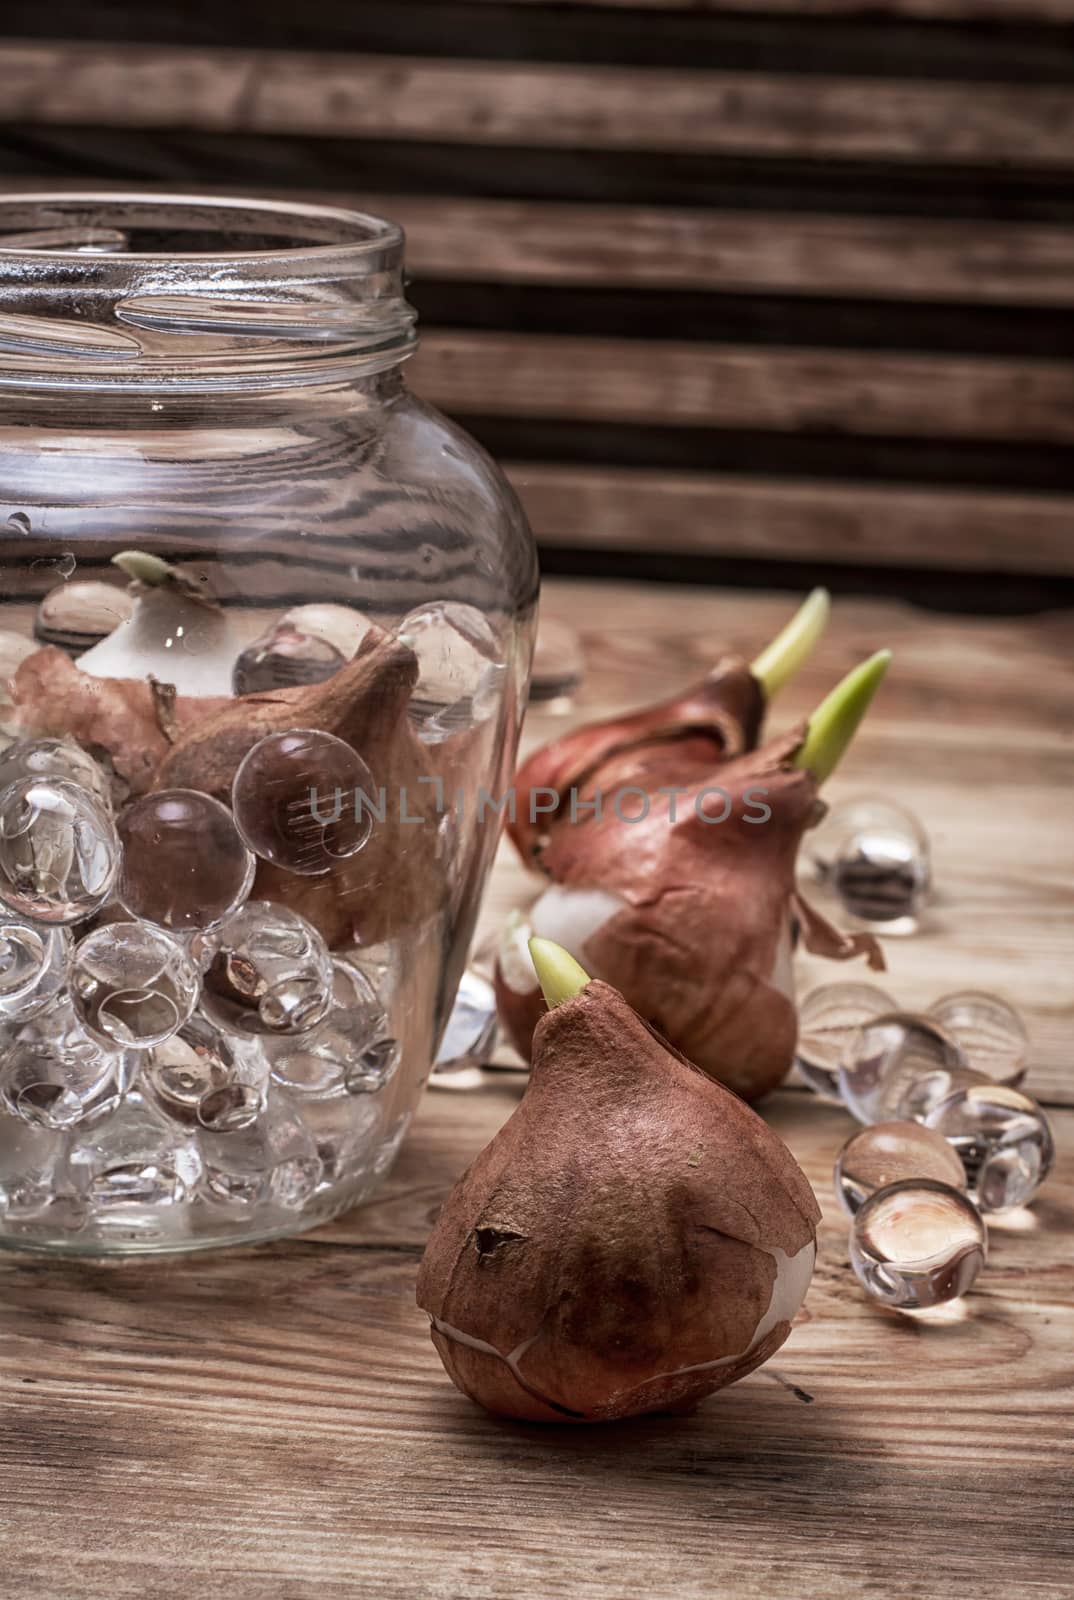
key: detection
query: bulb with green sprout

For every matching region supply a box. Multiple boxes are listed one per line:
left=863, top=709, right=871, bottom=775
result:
left=496, top=651, right=891, bottom=1101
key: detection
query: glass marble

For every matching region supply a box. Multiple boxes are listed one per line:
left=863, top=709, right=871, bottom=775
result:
left=144, top=1013, right=267, bottom=1132
left=344, top=1034, right=401, bottom=1096
left=199, top=1090, right=321, bottom=1211
left=835, top=1120, right=967, bottom=1218
left=0, top=736, right=113, bottom=811
left=232, top=729, right=374, bottom=876
left=927, top=990, right=1028, bottom=1087
left=269, top=958, right=385, bottom=1097
left=0, top=995, right=137, bottom=1128
left=200, top=902, right=333, bottom=1037
left=70, top=922, right=200, bottom=1049
left=397, top=601, right=506, bottom=742
left=0, top=914, right=69, bottom=1023
left=67, top=1090, right=203, bottom=1215
left=925, top=1083, right=1054, bottom=1213
left=233, top=618, right=344, bottom=695
left=849, top=1179, right=987, bottom=1310
left=806, top=796, right=930, bottom=932
left=298, top=1093, right=383, bottom=1187
left=116, top=788, right=255, bottom=932
left=837, top=1011, right=979, bottom=1125
left=0, top=776, right=119, bottom=925
left=794, top=980, right=896, bottom=1101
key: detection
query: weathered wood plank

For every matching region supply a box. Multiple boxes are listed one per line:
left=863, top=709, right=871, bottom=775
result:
left=475, top=581, right=1074, bottom=1108
left=1, top=43, right=1073, bottom=166
left=470, top=0, right=1074, bottom=19
left=413, top=331, right=1074, bottom=443
left=508, top=464, right=1074, bottom=574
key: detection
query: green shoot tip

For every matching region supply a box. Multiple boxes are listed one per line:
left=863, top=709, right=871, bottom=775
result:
left=793, top=649, right=891, bottom=785
left=750, top=587, right=830, bottom=700
left=529, top=938, right=590, bottom=1009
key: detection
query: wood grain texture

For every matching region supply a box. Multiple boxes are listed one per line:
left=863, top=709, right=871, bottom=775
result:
left=507, top=465, right=1074, bottom=573
left=466, top=0, right=1074, bottom=17
left=413, top=331, right=1074, bottom=443
left=2, top=43, right=1074, bottom=166
left=0, top=580, right=1071, bottom=1597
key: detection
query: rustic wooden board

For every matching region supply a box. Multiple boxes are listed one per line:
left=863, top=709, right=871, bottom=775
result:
left=0, top=579, right=1070, bottom=1597
left=413, top=331, right=1074, bottom=443
left=2, top=43, right=1073, bottom=167
left=467, top=0, right=1074, bottom=17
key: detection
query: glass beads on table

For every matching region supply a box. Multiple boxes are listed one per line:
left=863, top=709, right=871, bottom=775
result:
left=834, top=1121, right=968, bottom=1217
left=0, top=915, right=68, bottom=1023
left=849, top=1179, right=987, bottom=1310
left=0, top=776, right=119, bottom=924
left=70, top=922, right=200, bottom=1049
left=806, top=795, right=930, bottom=933
left=397, top=601, right=506, bottom=742
left=232, top=729, right=374, bottom=876
left=927, top=991, right=1028, bottom=1087
left=837, top=1011, right=985, bottom=1125
left=116, top=789, right=254, bottom=933
left=925, top=1083, right=1054, bottom=1213
left=795, top=981, right=896, bottom=1101
left=200, top=902, right=333, bottom=1037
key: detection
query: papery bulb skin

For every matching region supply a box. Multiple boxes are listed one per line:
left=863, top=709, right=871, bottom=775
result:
left=417, top=980, right=820, bottom=1423
left=509, top=657, right=764, bottom=866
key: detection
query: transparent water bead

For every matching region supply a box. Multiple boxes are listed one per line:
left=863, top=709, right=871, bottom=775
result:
left=0, top=1111, right=66, bottom=1218
left=397, top=601, right=506, bottom=742
left=0, top=914, right=69, bottom=1023
left=927, top=991, right=1028, bottom=1088
left=835, top=1121, right=967, bottom=1218
left=200, top=902, right=333, bottom=1037
left=925, top=1083, right=1054, bottom=1213
left=0, top=776, right=119, bottom=925
left=837, top=1011, right=982, bottom=1125
left=434, top=968, right=498, bottom=1075
left=68, top=1091, right=203, bottom=1215
left=269, top=958, right=386, bottom=1097
left=0, top=737, right=113, bottom=812
left=70, top=922, right=200, bottom=1049
left=0, top=996, right=137, bottom=1129
left=144, top=1013, right=267, bottom=1133
left=849, top=1179, right=987, bottom=1310
left=116, top=788, right=255, bottom=932
left=200, top=1091, right=321, bottom=1211
left=232, top=729, right=375, bottom=876
left=794, top=981, right=896, bottom=1101
left=345, top=1034, right=401, bottom=1096
left=807, top=796, right=930, bottom=932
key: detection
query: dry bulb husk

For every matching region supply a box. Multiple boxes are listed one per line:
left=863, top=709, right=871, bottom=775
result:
left=417, top=945, right=820, bottom=1423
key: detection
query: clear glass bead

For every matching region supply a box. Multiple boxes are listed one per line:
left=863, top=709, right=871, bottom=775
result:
left=0, top=776, right=119, bottom=925
left=924, top=1083, right=1054, bottom=1212
left=0, top=913, right=69, bottom=1023
left=926, top=990, right=1028, bottom=1087
left=0, top=995, right=137, bottom=1128
left=345, top=1034, right=401, bottom=1095
left=806, top=796, right=930, bottom=933
left=232, top=603, right=371, bottom=694
left=795, top=980, right=896, bottom=1101
left=231, top=729, right=374, bottom=876
left=144, top=1012, right=267, bottom=1132
left=434, top=967, right=498, bottom=1075
left=397, top=601, right=506, bottom=742
left=0, top=1111, right=66, bottom=1218
left=268, top=957, right=387, bottom=1097
left=849, top=1179, right=987, bottom=1309
left=0, top=736, right=113, bottom=811
left=838, top=1011, right=982, bottom=1124
left=70, top=921, right=200, bottom=1049
left=67, top=1090, right=203, bottom=1216
left=298, top=1094, right=383, bottom=1187
left=835, top=1120, right=967, bottom=1217
left=200, top=1090, right=322, bottom=1212
left=116, top=788, right=255, bottom=932
left=199, top=902, right=333, bottom=1037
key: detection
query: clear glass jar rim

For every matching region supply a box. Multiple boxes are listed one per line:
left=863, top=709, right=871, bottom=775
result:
left=0, top=191, right=405, bottom=267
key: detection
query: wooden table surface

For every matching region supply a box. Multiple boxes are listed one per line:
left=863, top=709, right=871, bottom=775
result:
left=1, top=579, right=1072, bottom=1599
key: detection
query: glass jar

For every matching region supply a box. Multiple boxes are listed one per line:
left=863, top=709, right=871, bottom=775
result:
left=0, top=194, right=538, bottom=1254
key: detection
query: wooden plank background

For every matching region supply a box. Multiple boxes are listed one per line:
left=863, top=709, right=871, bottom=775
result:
left=1, top=1, right=1074, bottom=582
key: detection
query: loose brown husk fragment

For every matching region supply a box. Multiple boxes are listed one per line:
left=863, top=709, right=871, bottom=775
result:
left=503, top=728, right=883, bottom=1100
left=417, top=980, right=819, bottom=1423
left=508, top=656, right=764, bottom=865
left=154, top=627, right=444, bottom=948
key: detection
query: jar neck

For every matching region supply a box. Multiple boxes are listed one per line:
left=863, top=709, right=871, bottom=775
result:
left=0, top=194, right=417, bottom=391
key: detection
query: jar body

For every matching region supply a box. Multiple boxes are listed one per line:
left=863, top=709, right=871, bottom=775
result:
left=0, top=198, right=537, bottom=1253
